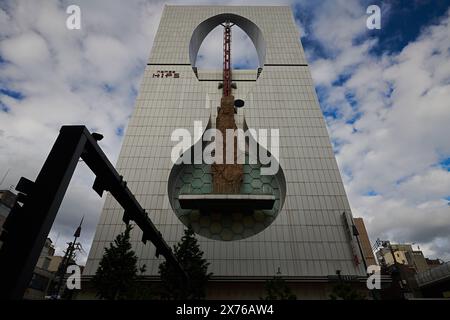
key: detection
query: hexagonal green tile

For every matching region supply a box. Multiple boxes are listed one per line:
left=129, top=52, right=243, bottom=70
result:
left=261, top=184, right=273, bottom=194
left=190, top=210, right=200, bottom=221
left=201, top=173, right=211, bottom=183
left=253, top=222, right=265, bottom=232
left=241, top=183, right=253, bottom=193
left=181, top=173, right=193, bottom=184
left=192, top=170, right=203, bottom=179
left=251, top=179, right=263, bottom=189
left=200, top=183, right=212, bottom=193
left=210, top=222, right=222, bottom=234
left=220, top=229, right=233, bottom=241
left=231, top=222, right=244, bottom=234
left=250, top=169, right=260, bottom=178
left=191, top=178, right=203, bottom=189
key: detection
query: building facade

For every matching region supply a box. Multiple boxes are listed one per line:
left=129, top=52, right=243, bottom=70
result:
left=376, top=243, right=430, bottom=273
left=83, top=5, right=367, bottom=299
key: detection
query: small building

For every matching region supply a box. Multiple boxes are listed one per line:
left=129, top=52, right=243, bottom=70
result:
left=405, top=250, right=429, bottom=273
left=24, top=238, right=57, bottom=299
left=376, top=244, right=429, bottom=273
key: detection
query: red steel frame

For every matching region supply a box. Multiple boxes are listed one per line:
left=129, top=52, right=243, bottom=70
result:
left=222, top=21, right=233, bottom=97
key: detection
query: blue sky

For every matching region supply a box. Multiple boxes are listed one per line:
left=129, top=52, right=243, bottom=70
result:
left=1, top=0, right=450, bottom=262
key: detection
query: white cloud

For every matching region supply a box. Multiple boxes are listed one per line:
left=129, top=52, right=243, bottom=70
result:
left=0, top=0, right=449, bottom=264
left=0, top=0, right=163, bottom=263
left=308, top=2, right=450, bottom=260
left=196, top=25, right=260, bottom=69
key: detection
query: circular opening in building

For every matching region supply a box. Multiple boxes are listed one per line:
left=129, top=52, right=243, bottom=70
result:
left=168, top=152, right=286, bottom=241
left=189, top=13, right=266, bottom=74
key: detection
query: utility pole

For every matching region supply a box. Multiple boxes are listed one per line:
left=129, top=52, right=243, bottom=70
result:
left=51, top=217, right=84, bottom=299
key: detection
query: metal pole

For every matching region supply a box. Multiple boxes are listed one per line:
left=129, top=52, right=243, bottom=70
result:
left=0, top=126, right=87, bottom=299
left=0, top=125, right=188, bottom=300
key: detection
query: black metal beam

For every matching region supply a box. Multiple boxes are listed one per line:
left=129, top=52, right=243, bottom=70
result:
left=0, top=126, right=87, bottom=299
left=78, top=127, right=185, bottom=277
left=0, top=125, right=187, bottom=300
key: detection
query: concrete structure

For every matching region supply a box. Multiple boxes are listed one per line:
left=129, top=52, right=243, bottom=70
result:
left=24, top=267, right=55, bottom=300
left=353, top=218, right=377, bottom=267
left=23, top=239, right=76, bottom=299
left=47, top=256, right=64, bottom=273
left=84, top=5, right=367, bottom=299
left=406, top=250, right=429, bottom=273
left=377, top=247, right=409, bottom=266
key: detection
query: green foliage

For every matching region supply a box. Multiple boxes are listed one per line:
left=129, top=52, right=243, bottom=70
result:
left=262, top=270, right=297, bottom=300
left=329, top=282, right=366, bottom=300
left=92, top=224, right=145, bottom=300
left=159, top=227, right=212, bottom=299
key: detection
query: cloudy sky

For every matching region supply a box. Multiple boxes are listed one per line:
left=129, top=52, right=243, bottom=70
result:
left=1, top=0, right=449, bottom=264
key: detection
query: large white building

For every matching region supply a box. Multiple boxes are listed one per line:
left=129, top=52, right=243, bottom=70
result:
left=83, top=5, right=367, bottom=299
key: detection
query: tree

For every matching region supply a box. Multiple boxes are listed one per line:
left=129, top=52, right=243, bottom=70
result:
left=159, top=227, right=212, bottom=299
left=262, top=269, right=297, bottom=300
left=92, top=224, right=145, bottom=300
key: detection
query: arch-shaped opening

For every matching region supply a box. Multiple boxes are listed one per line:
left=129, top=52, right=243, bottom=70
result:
left=189, top=13, right=266, bottom=70
left=196, top=25, right=259, bottom=70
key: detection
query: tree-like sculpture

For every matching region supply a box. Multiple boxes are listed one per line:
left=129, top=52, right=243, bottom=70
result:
left=211, top=21, right=243, bottom=194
